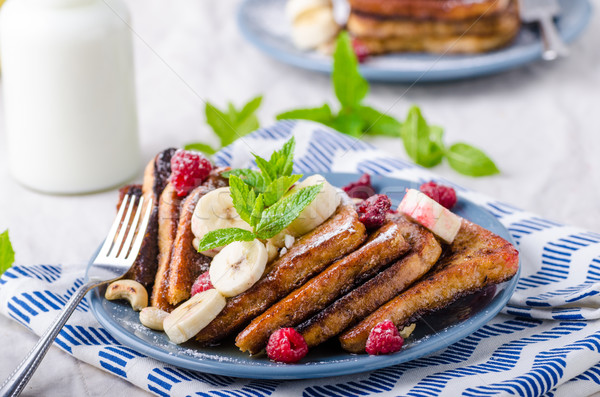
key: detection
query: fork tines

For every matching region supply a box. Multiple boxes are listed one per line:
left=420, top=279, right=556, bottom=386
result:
left=97, top=195, right=153, bottom=265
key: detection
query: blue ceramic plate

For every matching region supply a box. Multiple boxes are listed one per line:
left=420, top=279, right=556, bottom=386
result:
left=88, top=173, right=520, bottom=380
left=237, top=0, right=591, bottom=82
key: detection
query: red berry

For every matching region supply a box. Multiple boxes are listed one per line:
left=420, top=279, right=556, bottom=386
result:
left=266, top=328, right=309, bottom=363
left=170, top=149, right=213, bottom=197
left=352, top=38, right=370, bottom=63
left=419, top=181, right=457, bottom=209
left=190, top=272, right=213, bottom=296
left=365, top=320, right=404, bottom=355
left=343, top=173, right=376, bottom=200
left=357, top=194, right=391, bottom=229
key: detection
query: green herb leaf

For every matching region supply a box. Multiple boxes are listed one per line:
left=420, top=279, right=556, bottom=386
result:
left=402, top=106, right=444, bottom=168
left=356, top=106, right=402, bottom=137
left=184, top=142, right=217, bottom=155
left=222, top=169, right=267, bottom=192
left=254, top=155, right=277, bottom=183
left=250, top=194, right=265, bottom=227
left=332, top=32, right=369, bottom=108
left=205, top=101, right=235, bottom=147
left=199, top=96, right=262, bottom=151
left=228, top=175, right=256, bottom=225
left=331, top=111, right=364, bottom=138
left=446, top=143, right=500, bottom=177
left=255, top=184, right=322, bottom=239
left=268, top=137, right=295, bottom=178
left=196, top=228, right=256, bottom=252
left=276, top=104, right=334, bottom=125
left=262, top=175, right=303, bottom=207
left=0, top=230, right=15, bottom=275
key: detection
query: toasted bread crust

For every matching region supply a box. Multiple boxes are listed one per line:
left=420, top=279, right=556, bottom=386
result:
left=298, top=215, right=441, bottom=348
left=150, top=183, right=182, bottom=311
left=348, top=0, right=511, bottom=20
left=124, top=149, right=175, bottom=288
left=195, top=203, right=367, bottom=345
left=166, top=185, right=213, bottom=306
left=339, top=218, right=519, bottom=353
left=236, top=221, right=410, bottom=354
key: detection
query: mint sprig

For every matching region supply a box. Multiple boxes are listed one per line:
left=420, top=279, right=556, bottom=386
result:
left=277, top=32, right=402, bottom=139
left=402, top=106, right=499, bottom=176
left=0, top=230, right=15, bottom=275
left=196, top=137, right=322, bottom=252
left=185, top=96, right=263, bottom=155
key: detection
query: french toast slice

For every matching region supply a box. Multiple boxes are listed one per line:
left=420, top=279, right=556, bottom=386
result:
left=297, top=214, right=441, bottom=348
left=347, top=0, right=519, bottom=54
left=166, top=185, right=213, bottom=306
left=236, top=221, right=410, bottom=354
left=194, top=203, right=368, bottom=345
left=123, top=148, right=175, bottom=288
left=348, top=0, right=512, bottom=20
left=339, top=218, right=519, bottom=353
left=348, top=2, right=519, bottom=40
left=150, top=182, right=182, bottom=311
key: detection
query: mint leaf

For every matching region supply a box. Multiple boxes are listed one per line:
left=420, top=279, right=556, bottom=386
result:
left=222, top=169, right=267, bottom=192
left=402, top=106, right=444, bottom=168
left=253, top=136, right=296, bottom=183
left=196, top=228, right=256, bottom=252
left=276, top=104, right=334, bottom=126
left=0, top=230, right=15, bottom=275
left=446, top=143, right=500, bottom=177
left=356, top=106, right=402, bottom=137
left=191, top=97, right=262, bottom=154
left=228, top=175, right=256, bottom=225
left=184, top=142, right=217, bottom=155
left=206, top=101, right=235, bottom=147
left=250, top=194, right=265, bottom=227
left=331, top=111, right=364, bottom=138
left=255, top=184, right=322, bottom=239
left=333, top=32, right=369, bottom=108
left=262, top=175, right=302, bottom=207
left=254, top=155, right=277, bottom=183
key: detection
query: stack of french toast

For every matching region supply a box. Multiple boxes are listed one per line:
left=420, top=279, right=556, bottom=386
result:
left=347, top=0, right=521, bottom=54
left=116, top=147, right=519, bottom=357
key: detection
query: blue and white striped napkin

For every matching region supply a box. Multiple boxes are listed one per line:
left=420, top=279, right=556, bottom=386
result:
left=2, top=120, right=600, bottom=397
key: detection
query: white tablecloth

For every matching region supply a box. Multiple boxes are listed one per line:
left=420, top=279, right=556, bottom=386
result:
left=0, top=0, right=599, bottom=395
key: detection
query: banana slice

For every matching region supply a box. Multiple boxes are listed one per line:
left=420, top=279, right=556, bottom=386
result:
left=286, top=174, right=341, bottom=236
left=163, top=289, right=226, bottom=344
left=291, top=7, right=339, bottom=50
left=191, top=187, right=252, bottom=253
left=209, top=239, right=268, bottom=297
left=398, top=189, right=462, bottom=244
left=286, top=0, right=331, bottom=21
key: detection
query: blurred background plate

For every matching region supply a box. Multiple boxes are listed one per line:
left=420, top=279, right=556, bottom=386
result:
left=88, top=173, right=520, bottom=380
left=237, top=0, right=592, bottom=82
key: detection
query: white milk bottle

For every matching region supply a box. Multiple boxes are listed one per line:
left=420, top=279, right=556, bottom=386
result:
left=0, top=0, right=141, bottom=194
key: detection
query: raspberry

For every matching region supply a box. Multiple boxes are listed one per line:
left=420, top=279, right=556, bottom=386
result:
left=352, top=38, right=370, bottom=63
left=170, top=149, right=213, bottom=197
left=343, top=173, right=376, bottom=200
left=419, top=181, right=457, bottom=209
left=357, top=194, right=391, bottom=229
left=365, top=320, right=404, bottom=355
left=266, top=328, right=309, bottom=363
left=190, top=271, right=213, bottom=296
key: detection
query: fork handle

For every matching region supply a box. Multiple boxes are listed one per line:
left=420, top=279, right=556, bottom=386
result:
left=539, top=13, right=569, bottom=61
left=0, top=280, right=102, bottom=397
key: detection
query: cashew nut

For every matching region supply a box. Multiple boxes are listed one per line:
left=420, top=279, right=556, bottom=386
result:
left=399, top=323, right=416, bottom=339
left=139, top=307, right=169, bottom=331
left=105, top=279, right=148, bottom=311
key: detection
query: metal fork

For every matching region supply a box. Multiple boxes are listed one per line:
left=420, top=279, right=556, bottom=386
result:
left=0, top=195, right=153, bottom=397
left=519, top=0, right=569, bottom=60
